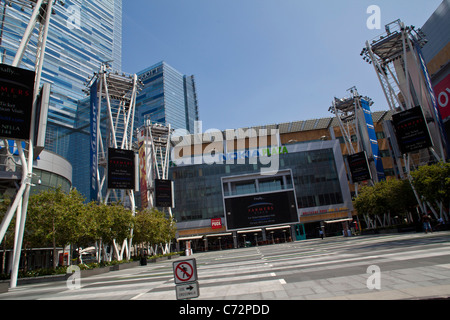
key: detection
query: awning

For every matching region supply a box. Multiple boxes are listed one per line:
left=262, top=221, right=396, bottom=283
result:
left=205, top=233, right=232, bottom=238
left=237, top=229, right=262, bottom=234
left=177, top=236, right=203, bottom=241
left=324, top=218, right=353, bottom=224
left=266, top=225, right=291, bottom=231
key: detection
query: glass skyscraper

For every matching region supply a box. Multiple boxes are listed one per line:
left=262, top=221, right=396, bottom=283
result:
left=0, top=0, right=123, bottom=159
left=136, top=61, right=199, bottom=132
left=0, top=0, right=122, bottom=199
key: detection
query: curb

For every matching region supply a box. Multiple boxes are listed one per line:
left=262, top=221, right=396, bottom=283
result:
left=0, top=254, right=181, bottom=293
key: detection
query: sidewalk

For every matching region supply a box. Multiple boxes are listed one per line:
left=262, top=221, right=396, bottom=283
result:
left=327, top=284, right=450, bottom=300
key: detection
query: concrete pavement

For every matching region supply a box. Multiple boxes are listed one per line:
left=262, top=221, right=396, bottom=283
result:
left=0, top=231, right=449, bottom=300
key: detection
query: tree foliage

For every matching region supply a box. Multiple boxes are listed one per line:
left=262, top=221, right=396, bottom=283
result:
left=353, top=178, right=416, bottom=220
left=1, top=187, right=177, bottom=269
left=354, top=162, right=450, bottom=228
left=133, top=208, right=176, bottom=246
left=410, top=161, right=450, bottom=206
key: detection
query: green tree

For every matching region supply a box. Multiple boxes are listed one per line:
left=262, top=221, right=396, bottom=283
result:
left=133, top=208, right=176, bottom=253
left=353, top=178, right=417, bottom=229
left=27, top=188, right=87, bottom=268
left=410, top=162, right=450, bottom=209
left=89, top=202, right=134, bottom=261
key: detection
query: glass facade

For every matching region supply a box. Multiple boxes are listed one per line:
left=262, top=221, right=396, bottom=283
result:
left=0, top=0, right=122, bottom=200
left=136, top=61, right=199, bottom=132
left=170, top=142, right=349, bottom=224
left=0, top=0, right=122, bottom=160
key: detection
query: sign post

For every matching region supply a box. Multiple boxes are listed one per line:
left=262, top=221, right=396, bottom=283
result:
left=173, top=259, right=200, bottom=300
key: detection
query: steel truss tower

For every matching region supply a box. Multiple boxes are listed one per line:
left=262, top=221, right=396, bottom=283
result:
left=137, top=120, right=173, bottom=217
left=361, top=19, right=449, bottom=221
left=330, top=87, right=384, bottom=188
left=361, top=19, right=448, bottom=163
left=86, top=63, right=142, bottom=260
left=0, top=0, right=61, bottom=289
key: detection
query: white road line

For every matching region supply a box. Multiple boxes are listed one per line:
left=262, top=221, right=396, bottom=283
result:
left=130, top=292, right=147, bottom=300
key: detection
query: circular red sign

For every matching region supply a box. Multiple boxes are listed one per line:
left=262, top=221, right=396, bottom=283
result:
left=175, top=262, right=193, bottom=282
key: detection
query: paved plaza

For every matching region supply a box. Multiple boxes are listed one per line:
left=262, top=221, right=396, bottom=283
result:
left=1, top=232, right=450, bottom=301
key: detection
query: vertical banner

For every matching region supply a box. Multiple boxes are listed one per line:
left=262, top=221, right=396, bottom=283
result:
left=434, top=74, right=450, bottom=120
left=413, top=38, right=449, bottom=156
left=0, top=64, right=36, bottom=140
left=138, top=128, right=148, bottom=209
left=361, top=99, right=385, bottom=181
left=90, top=80, right=99, bottom=202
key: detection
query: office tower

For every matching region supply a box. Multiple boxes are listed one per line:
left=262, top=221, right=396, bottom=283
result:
left=136, top=61, right=199, bottom=132
left=0, top=0, right=123, bottom=159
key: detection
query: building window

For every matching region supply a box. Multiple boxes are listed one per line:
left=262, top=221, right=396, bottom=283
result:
left=376, top=131, right=386, bottom=139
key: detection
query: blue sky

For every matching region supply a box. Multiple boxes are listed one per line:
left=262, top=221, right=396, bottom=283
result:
left=122, top=0, right=442, bottom=132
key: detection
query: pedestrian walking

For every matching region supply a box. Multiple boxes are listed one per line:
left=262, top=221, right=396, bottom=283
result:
left=422, top=213, right=433, bottom=234
left=436, top=217, right=444, bottom=231
left=319, top=229, right=324, bottom=240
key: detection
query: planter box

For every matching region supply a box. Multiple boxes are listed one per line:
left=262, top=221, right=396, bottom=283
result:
left=147, top=255, right=170, bottom=263
left=0, top=259, right=158, bottom=290
left=109, top=261, right=140, bottom=271
left=119, top=261, right=140, bottom=270
left=81, top=266, right=110, bottom=278
left=109, top=265, right=120, bottom=271
left=155, top=256, right=168, bottom=262
left=0, top=281, right=9, bottom=294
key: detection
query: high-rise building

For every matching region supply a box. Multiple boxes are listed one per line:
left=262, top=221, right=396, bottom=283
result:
left=136, top=61, right=199, bottom=132
left=0, top=0, right=123, bottom=159
left=0, top=0, right=123, bottom=199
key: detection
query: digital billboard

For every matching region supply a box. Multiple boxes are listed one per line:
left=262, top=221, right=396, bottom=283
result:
left=392, top=106, right=433, bottom=154
left=0, top=64, right=35, bottom=140
left=224, top=191, right=298, bottom=231
left=347, top=151, right=372, bottom=183
left=155, top=179, right=174, bottom=208
left=107, top=148, right=135, bottom=190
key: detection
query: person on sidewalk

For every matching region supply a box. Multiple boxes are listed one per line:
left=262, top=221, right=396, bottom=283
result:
left=319, top=229, right=324, bottom=240
left=422, top=213, right=433, bottom=234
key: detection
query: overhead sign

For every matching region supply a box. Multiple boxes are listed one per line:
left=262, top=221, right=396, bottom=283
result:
left=155, top=179, right=174, bottom=208
left=347, top=151, right=372, bottom=183
left=224, top=190, right=299, bottom=231
left=0, top=64, right=35, bottom=140
left=392, top=106, right=433, bottom=154
left=173, top=259, right=198, bottom=285
left=107, top=148, right=135, bottom=190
